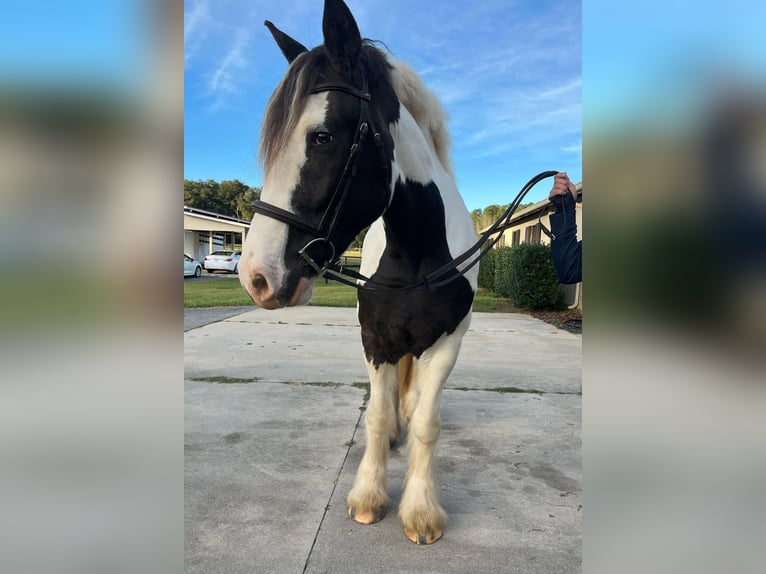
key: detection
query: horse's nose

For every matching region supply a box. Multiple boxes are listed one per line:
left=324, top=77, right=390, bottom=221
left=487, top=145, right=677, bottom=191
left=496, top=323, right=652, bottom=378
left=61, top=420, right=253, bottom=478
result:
left=239, top=265, right=282, bottom=309
left=251, top=273, right=268, bottom=294
left=251, top=273, right=282, bottom=309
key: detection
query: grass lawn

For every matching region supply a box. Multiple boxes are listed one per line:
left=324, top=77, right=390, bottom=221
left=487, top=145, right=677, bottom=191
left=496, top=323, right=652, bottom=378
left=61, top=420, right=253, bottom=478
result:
left=184, top=278, right=519, bottom=312
left=184, top=277, right=254, bottom=308
left=183, top=277, right=360, bottom=308
left=472, top=289, right=521, bottom=313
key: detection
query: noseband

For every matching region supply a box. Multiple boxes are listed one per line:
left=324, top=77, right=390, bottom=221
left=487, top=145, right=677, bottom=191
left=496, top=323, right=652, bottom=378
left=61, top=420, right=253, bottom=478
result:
left=251, top=63, right=390, bottom=275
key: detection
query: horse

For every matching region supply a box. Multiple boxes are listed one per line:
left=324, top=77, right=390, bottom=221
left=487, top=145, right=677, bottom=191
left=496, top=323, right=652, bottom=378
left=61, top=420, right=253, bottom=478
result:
left=239, top=0, right=479, bottom=545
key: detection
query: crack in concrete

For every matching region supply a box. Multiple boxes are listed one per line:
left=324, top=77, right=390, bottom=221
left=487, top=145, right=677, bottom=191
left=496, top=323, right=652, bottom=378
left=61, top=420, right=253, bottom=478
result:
left=301, top=387, right=368, bottom=574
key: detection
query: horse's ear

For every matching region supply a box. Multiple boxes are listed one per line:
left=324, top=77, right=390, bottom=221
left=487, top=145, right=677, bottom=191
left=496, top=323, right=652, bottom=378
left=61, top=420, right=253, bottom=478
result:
left=322, top=0, right=361, bottom=75
left=264, top=20, right=308, bottom=64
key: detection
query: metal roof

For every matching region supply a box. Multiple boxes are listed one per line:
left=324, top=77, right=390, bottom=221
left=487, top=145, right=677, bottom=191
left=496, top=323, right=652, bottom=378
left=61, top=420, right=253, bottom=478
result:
left=183, top=206, right=251, bottom=227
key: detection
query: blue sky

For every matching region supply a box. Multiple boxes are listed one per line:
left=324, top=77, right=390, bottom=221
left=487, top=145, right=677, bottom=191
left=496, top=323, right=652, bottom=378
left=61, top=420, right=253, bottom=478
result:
left=184, top=0, right=582, bottom=211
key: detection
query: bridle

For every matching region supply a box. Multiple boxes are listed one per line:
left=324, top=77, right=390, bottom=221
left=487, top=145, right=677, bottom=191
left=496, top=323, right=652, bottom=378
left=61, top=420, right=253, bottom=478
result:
left=251, top=63, right=390, bottom=277
left=252, top=62, right=560, bottom=292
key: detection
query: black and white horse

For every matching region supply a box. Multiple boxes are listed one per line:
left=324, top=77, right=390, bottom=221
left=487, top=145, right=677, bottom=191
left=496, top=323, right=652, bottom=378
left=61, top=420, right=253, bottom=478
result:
left=239, top=0, right=478, bottom=544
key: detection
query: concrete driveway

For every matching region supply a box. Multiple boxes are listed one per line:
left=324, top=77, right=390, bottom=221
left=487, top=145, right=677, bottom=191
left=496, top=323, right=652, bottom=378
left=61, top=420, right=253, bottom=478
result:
left=185, top=306, right=581, bottom=573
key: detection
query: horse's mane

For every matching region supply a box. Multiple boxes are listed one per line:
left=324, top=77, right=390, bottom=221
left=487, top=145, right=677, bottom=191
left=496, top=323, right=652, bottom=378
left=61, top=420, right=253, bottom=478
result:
left=388, top=59, right=453, bottom=176
left=260, top=41, right=453, bottom=176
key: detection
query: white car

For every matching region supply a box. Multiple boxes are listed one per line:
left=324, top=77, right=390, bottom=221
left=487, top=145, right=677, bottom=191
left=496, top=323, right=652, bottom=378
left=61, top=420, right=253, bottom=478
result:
left=184, top=254, right=202, bottom=278
left=203, top=250, right=241, bottom=274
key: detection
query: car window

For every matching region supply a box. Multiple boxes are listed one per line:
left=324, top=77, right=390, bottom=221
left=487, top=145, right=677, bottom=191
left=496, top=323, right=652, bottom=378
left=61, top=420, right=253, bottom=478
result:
left=211, top=251, right=233, bottom=255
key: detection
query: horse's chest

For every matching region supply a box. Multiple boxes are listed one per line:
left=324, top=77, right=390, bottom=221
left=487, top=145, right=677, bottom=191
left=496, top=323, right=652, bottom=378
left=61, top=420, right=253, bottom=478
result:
left=357, top=279, right=473, bottom=366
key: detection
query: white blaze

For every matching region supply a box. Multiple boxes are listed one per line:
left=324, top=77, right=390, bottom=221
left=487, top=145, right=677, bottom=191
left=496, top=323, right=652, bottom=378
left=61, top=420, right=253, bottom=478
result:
left=240, top=93, right=329, bottom=289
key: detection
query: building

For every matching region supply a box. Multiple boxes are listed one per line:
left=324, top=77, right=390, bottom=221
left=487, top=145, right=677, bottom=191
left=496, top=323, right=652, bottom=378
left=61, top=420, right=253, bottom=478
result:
left=184, top=206, right=250, bottom=262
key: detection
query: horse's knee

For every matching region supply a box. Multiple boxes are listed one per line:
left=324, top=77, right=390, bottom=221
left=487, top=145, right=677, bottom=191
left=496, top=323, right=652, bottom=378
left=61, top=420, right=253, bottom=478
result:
left=365, top=410, right=388, bottom=434
left=365, top=400, right=394, bottom=436
left=410, top=417, right=440, bottom=446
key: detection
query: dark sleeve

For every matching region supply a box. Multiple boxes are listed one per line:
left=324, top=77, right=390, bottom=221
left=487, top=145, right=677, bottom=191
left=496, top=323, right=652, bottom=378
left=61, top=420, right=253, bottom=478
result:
left=548, top=193, right=582, bottom=284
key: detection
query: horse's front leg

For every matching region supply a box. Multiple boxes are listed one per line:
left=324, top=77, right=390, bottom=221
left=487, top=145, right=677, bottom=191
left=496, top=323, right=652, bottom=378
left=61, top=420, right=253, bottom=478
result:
left=399, top=325, right=467, bottom=545
left=347, top=359, right=398, bottom=524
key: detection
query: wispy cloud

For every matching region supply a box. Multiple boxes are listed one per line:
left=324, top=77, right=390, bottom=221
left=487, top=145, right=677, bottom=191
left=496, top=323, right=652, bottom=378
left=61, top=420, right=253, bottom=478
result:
left=209, top=29, right=249, bottom=93
left=539, top=78, right=582, bottom=100
left=184, top=0, right=210, bottom=65
left=562, top=143, right=582, bottom=154
left=393, top=4, right=580, bottom=161
left=454, top=76, right=581, bottom=156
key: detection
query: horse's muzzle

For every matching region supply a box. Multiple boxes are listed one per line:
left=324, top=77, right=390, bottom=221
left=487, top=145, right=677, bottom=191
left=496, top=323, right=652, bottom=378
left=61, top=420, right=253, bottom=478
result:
left=240, top=266, right=312, bottom=309
left=247, top=272, right=281, bottom=309
left=286, top=277, right=312, bottom=307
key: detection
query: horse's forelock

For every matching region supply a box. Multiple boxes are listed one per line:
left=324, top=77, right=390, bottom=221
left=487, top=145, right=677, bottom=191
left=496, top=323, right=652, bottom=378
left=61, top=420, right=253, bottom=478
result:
left=259, top=43, right=395, bottom=174
left=259, top=51, right=320, bottom=173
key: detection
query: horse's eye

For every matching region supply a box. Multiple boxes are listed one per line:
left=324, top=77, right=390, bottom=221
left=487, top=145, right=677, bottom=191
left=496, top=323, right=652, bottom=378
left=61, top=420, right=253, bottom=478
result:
left=311, top=131, right=333, bottom=145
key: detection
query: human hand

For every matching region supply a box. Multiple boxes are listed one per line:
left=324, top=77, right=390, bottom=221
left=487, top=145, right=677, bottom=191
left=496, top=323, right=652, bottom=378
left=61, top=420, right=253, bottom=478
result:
left=548, top=172, right=576, bottom=203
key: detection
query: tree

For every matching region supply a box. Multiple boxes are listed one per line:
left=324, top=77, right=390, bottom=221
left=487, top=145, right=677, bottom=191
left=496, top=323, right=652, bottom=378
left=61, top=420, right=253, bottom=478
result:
left=481, top=204, right=506, bottom=230
left=471, top=209, right=483, bottom=232
left=218, top=179, right=249, bottom=210
left=184, top=178, right=261, bottom=220
left=235, top=186, right=261, bottom=221
left=472, top=201, right=536, bottom=234
left=184, top=179, right=221, bottom=213
left=350, top=227, right=368, bottom=249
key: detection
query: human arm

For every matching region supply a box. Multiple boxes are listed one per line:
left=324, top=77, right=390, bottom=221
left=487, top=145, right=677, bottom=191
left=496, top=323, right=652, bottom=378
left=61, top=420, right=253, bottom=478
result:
left=548, top=173, right=582, bottom=284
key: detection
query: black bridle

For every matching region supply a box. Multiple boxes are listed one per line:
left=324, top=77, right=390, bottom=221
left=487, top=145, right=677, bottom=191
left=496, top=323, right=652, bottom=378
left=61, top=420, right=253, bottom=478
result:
left=252, top=63, right=390, bottom=276
left=252, top=63, right=560, bottom=292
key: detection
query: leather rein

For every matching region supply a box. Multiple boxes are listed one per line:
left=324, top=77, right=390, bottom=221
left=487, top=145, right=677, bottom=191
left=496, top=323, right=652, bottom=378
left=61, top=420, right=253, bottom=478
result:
left=252, top=63, right=559, bottom=292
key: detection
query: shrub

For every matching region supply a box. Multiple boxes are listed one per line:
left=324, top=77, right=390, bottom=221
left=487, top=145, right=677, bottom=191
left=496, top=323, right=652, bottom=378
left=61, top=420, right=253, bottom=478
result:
left=493, top=246, right=514, bottom=298
left=493, top=243, right=564, bottom=309
left=477, top=247, right=497, bottom=289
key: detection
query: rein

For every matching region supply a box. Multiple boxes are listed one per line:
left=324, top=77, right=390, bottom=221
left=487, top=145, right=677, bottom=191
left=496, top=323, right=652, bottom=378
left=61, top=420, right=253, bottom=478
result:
left=321, top=169, right=559, bottom=292
left=251, top=63, right=559, bottom=292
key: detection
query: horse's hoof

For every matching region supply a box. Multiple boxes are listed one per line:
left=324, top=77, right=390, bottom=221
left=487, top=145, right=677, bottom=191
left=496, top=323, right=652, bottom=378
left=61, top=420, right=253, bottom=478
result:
left=403, top=526, right=443, bottom=545
left=348, top=506, right=385, bottom=524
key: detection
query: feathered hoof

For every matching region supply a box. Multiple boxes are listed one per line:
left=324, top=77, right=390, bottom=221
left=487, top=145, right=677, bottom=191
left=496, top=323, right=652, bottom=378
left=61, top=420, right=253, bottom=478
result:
left=403, top=526, right=443, bottom=545
left=348, top=505, right=386, bottom=524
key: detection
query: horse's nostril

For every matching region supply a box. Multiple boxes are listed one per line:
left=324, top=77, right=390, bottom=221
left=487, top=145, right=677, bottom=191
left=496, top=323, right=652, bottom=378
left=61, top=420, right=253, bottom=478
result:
left=252, top=273, right=268, bottom=294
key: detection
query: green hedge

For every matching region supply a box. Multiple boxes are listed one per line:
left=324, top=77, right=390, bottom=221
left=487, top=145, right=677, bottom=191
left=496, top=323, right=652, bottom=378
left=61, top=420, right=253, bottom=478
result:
left=493, top=243, right=564, bottom=310
left=477, top=247, right=497, bottom=289
left=493, top=246, right=514, bottom=297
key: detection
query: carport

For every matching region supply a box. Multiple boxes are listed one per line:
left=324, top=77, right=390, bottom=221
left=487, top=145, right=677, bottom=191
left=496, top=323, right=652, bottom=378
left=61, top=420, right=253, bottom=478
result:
left=184, top=206, right=250, bottom=262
